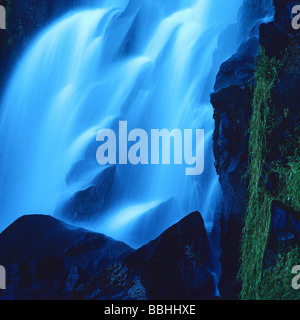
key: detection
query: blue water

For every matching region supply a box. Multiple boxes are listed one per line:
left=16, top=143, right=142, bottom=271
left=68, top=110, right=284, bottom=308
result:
left=0, top=0, right=243, bottom=248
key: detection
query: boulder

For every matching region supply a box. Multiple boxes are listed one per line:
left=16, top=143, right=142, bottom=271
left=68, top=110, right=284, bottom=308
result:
left=0, top=212, right=215, bottom=300
left=56, top=165, right=116, bottom=222
left=0, top=214, right=133, bottom=299
left=76, top=211, right=216, bottom=300
left=271, top=202, right=300, bottom=242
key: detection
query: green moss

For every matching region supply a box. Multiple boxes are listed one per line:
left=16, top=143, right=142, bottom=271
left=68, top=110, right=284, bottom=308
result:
left=272, top=154, right=300, bottom=212
left=239, top=48, right=282, bottom=300
left=259, top=247, right=300, bottom=300
left=240, top=46, right=300, bottom=300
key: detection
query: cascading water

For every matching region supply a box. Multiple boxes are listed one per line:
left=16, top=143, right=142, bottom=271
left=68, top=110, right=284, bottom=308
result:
left=0, top=0, right=243, bottom=248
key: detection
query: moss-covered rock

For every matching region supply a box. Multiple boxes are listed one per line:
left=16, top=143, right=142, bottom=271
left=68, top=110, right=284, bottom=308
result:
left=211, top=0, right=300, bottom=300
left=240, top=0, right=300, bottom=300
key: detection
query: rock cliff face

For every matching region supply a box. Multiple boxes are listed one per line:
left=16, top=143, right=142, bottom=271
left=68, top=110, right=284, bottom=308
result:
left=210, top=36, right=259, bottom=299
left=211, top=0, right=300, bottom=299
left=252, top=0, right=300, bottom=300
left=210, top=8, right=264, bottom=301
left=237, top=0, right=274, bottom=41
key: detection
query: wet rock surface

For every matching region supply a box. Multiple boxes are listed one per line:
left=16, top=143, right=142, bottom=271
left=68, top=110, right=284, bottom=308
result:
left=0, top=214, right=133, bottom=299
left=0, top=212, right=215, bottom=300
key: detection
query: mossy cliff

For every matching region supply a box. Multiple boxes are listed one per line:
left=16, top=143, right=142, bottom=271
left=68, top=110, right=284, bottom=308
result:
left=212, top=0, right=300, bottom=299
left=240, top=0, right=300, bottom=299
left=240, top=47, right=300, bottom=300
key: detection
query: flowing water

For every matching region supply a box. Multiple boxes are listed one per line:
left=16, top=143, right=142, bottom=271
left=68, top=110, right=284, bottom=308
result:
left=0, top=0, right=244, bottom=248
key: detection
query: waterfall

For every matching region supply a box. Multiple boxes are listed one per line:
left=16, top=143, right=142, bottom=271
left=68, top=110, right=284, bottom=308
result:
left=0, top=0, right=243, bottom=248
left=237, top=0, right=274, bottom=40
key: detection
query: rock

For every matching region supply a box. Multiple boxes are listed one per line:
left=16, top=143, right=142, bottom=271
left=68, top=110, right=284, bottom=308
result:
left=260, top=0, right=300, bottom=187
left=211, top=40, right=255, bottom=211
left=264, top=202, right=300, bottom=273
left=237, top=0, right=274, bottom=41
left=116, top=197, right=182, bottom=248
left=76, top=212, right=216, bottom=300
left=260, top=21, right=290, bottom=59
left=56, top=165, right=116, bottom=222
left=127, top=211, right=213, bottom=300
left=0, top=215, right=133, bottom=299
left=260, top=1, right=300, bottom=59
left=210, top=0, right=282, bottom=299
left=214, top=37, right=259, bottom=92
left=218, top=213, right=243, bottom=300
left=0, top=212, right=216, bottom=300
left=210, top=35, right=259, bottom=300
left=210, top=0, right=300, bottom=299
left=271, top=202, right=300, bottom=242
left=211, top=35, right=258, bottom=221
left=273, top=0, right=300, bottom=34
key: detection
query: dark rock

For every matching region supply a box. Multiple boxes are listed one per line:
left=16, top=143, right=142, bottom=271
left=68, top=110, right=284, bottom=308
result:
left=56, top=165, right=116, bottom=222
left=210, top=35, right=259, bottom=300
left=271, top=202, right=300, bottom=242
left=0, top=215, right=133, bottom=299
left=210, top=39, right=256, bottom=233
left=118, top=197, right=182, bottom=249
left=260, top=21, right=290, bottom=58
left=214, top=37, right=259, bottom=92
left=260, top=0, right=300, bottom=187
left=260, top=1, right=300, bottom=59
left=211, top=35, right=259, bottom=222
left=237, top=0, right=274, bottom=41
left=209, top=0, right=282, bottom=300
left=216, top=212, right=242, bottom=300
left=273, top=0, right=300, bottom=35
left=0, top=212, right=215, bottom=300
left=264, top=202, right=300, bottom=273
left=127, top=211, right=213, bottom=300
left=0, top=213, right=132, bottom=267
left=76, top=212, right=216, bottom=300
